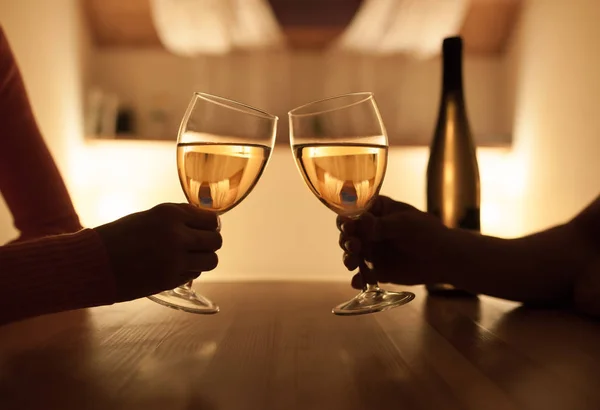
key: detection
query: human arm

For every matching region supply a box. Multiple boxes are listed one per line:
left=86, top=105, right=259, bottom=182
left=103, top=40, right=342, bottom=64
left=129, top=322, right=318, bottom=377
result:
left=0, top=26, right=81, bottom=242
left=0, top=203, right=222, bottom=326
left=339, top=195, right=600, bottom=316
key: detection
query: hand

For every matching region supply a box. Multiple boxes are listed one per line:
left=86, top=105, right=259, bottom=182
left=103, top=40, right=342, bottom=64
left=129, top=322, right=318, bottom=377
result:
left=94, top=203, right=222, bottom=302
left=337, top=196, right=458, bottom=289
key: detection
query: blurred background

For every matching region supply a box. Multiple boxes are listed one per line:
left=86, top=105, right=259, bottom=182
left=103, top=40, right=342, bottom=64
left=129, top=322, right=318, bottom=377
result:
left=0, top=0, right=598, bottom=281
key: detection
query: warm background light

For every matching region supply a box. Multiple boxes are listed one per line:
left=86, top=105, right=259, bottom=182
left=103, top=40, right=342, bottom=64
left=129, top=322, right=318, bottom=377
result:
left=335, top=0, right=471, bottom=57
left=0, top=0, right=598, bottom=283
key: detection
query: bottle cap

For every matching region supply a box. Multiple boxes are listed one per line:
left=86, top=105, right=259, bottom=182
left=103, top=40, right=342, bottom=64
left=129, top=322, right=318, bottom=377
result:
left=443, top=36, right=463, bottom=54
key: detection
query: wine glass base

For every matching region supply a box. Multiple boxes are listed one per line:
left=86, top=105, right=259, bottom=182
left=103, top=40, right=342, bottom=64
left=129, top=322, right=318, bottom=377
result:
left=147, top=286, right=219, bottom=314
left=332, top=288, right=415, bottom=316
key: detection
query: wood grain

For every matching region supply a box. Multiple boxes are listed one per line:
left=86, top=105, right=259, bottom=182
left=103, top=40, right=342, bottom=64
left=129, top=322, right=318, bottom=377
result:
left=1, top=282, right=599, bottom=410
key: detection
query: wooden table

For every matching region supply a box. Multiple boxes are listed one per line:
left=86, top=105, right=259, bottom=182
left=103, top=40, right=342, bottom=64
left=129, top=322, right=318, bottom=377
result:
left=1, top=282, right=599, bottom=410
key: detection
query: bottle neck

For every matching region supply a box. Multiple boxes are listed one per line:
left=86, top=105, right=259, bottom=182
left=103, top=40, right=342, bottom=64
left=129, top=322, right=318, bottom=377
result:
left=442, top=49, right=464, bottom=99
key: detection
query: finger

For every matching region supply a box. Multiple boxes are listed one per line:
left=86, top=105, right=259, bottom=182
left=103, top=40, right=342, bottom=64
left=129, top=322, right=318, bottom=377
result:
left=159, top=272, right=196, bottom=293
left=336, top=215, right=352, bottom=232
left=338, top=233, right=359, bottom=251
left=343, top=252, right=360, bottom=271
left=166, top=274, right=199, bottom=290
left=186, top=252, right=219, bottom=272
left=338, top=233, right=348, bottom=250
left=344, top=237, right=361, bottom=253
left=182, top=228, right=223, bottom=251
left=339, top=218, right=357, bottom=235
left=179, top=271, right=201, bottom=284
left=177, top=204, right=220, bottom=231
left=351, top=273, right=363, bottom=290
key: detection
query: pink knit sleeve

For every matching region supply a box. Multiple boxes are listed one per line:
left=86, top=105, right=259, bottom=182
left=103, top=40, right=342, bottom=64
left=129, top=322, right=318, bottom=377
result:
left=0, top=229, right=116, bottom=325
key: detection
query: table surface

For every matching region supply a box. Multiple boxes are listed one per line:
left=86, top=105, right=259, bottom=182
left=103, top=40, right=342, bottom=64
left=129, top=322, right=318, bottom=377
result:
left=1, top=282, right=599, bottom=410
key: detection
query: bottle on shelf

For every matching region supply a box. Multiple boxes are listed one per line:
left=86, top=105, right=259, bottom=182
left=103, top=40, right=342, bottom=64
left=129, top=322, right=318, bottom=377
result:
left=146, top=92, right=171, bottom=140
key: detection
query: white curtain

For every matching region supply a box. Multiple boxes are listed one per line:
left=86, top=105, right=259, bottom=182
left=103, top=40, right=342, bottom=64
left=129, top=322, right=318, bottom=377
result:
left=334, top=0, right=470, bottom=57
left=150, top=0, right=285, bottom=56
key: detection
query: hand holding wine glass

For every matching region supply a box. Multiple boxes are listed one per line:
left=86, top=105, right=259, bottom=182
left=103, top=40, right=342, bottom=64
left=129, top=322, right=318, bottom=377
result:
left=95, top=203, right=221, bottom=302
left=336, top=195, right=454, bottom=289
left=148, top=93, right=277, bottom=314
left=289, top=92, right=415, bottom=315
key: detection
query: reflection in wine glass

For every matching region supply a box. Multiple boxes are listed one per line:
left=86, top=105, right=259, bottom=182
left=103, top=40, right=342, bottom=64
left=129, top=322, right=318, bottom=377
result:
left=148, top=93, right=277, bottom=314
left=289, top=92, right=415, bottom=315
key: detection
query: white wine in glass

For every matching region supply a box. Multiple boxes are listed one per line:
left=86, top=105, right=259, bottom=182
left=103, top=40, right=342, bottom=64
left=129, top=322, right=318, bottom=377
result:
left=293, top=143, right=387, bottom=217
left=177, top=141, right=271, bottom=213
left=148, top=93, right=277, bottom=314
left=289, top=92, right=415, bottom=315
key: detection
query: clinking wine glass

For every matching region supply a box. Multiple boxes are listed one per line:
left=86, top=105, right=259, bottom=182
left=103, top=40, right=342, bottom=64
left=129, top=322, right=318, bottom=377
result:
left=148, top=92, right=277, bottom=314
left=289, top=92, right=415, bottom=315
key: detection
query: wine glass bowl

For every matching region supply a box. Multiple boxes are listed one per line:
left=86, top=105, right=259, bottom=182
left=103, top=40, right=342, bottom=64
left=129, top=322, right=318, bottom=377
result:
left=289, top=92, right=415, bottom=315
left=148, top=93, right=277, bottom=314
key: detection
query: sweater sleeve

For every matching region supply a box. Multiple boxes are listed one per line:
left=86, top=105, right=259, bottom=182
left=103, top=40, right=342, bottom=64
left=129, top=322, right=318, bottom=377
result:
left=0, top=229, right=116, bottom=325
left=0, top=26, right=117, bottom=325
left=0, top=25, right=82, bottom=241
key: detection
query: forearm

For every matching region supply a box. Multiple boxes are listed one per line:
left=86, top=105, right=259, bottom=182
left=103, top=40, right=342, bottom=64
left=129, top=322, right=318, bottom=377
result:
left=0, top=230, right=116, bottom=325
left=0, top=27, right=81, bottom=240
left=443, top=223, right=593, bottom=306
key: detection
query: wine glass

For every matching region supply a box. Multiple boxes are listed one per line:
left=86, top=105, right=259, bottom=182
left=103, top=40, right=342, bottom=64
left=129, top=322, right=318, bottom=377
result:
left=148, top=92, right=277, bottom=314
left=289, top=92, right=415, bottom=315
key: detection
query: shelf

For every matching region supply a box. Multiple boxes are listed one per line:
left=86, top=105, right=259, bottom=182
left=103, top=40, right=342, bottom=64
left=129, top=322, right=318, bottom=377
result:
left=87, top=133, right=512, bottom=148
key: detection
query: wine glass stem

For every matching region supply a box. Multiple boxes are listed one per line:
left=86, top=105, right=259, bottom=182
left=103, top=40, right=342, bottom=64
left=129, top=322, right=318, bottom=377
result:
left=359, top=259, right=380, bottom=291
left=184, top=281, right=193, bottom=289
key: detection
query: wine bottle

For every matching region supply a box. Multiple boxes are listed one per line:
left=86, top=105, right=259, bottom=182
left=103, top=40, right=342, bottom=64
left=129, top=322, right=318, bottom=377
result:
left=426, top=36, right=480, bottom=296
